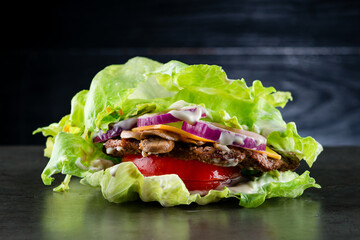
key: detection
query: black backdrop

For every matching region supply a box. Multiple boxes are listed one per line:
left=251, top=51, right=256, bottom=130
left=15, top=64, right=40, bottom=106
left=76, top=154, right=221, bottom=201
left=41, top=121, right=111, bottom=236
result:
left=1, top=0, right=360, bottom=145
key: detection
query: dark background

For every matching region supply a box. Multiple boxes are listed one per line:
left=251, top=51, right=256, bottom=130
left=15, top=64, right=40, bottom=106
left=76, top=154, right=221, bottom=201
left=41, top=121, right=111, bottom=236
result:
left=1, top=0, right=359, bottom=145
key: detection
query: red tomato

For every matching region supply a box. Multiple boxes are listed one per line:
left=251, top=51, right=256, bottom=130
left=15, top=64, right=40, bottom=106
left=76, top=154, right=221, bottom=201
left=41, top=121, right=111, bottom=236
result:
left=122, top=155, right=241, bottom=191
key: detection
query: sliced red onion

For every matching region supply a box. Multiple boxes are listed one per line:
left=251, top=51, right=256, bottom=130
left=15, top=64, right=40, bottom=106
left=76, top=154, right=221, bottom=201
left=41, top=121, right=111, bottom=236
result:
left=93, top=117, right=137, bottom=143
left=182, top=121, right=266, bottom=151
left=137, top=106, right=207, bottom=127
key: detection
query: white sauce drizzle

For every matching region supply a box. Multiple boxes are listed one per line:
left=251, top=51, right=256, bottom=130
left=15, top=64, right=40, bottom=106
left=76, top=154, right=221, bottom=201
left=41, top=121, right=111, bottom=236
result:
left=228, top=172, right=296, bottom=194
left=106, top=147, right=115, bottom=155
left=76, top=158, right=115, bottom=172
left=225, top=158, right=237, bottom=166
left=234, top=134, right=245, bottom=145
left=168, top=106, right=205, bottom=125
left=75, top=157, right=89, bottom=170
left=89, top=159, right=114, bottom=172
left=189, top=190, right=209, bottom=196
left=213, top=143, right=231, bottom=153
left=218, top=131, right=235, bottom=145
left=218, top=128, right=265, bottom=148
left=228, top=182, right=256, bottom=194
left=255, top=137, right=266, bottom=147
left=109, top=164, right=120, bottom=176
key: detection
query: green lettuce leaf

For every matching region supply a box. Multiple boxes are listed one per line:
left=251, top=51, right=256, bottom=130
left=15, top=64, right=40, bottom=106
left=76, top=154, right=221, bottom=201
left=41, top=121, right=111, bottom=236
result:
left=154, top=63, right=292, bottom=108
left=249, top=80, right=293, bottom=108
left=33, top=115, right=74, bottom=158
left=44, top=137, right=54, bottom=158
left=53, top=175, right=72, bottom=192
left=69, top=90, right=88, bottom=129
left=81, top=162, right=320, bottom=208
left=267, top=123, right=323, bottom=167
left=41, top=132, right=118, bottom=186
left=83, top=57, right=163, bottom=132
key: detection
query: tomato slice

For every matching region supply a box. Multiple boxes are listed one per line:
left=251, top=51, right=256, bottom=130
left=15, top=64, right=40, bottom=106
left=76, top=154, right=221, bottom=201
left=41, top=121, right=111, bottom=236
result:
left=122, top=155, right=241, bottom=191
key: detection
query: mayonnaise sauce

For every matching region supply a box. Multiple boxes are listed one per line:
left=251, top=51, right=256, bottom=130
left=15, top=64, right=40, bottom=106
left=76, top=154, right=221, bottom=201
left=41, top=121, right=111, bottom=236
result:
left=89, top=159, right=114, bottom=171
left=75, top=157, right=89, bottom=170
left=218, top=131, right=245, bottom=146
left=218, top=127, right=265, bottom=148
left=213, top=143, right=231, bottom=152
left=106, top=147, right=115, bottom=155
left=109, top=164, right=121, bottom=176
left=218, top=131, right=234, bottom=145
left=168, top=107, right=206, bottom=125
left=227, top=182, right=257, bottom=194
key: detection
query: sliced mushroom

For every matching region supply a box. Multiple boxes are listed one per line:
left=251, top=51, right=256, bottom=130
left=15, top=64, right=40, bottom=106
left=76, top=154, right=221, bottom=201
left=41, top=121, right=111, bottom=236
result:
left=139, top=130, right=180, bottom=141
left=139, top=137, right=175, bottom=155
left=121, top=130, right=141, bottom=140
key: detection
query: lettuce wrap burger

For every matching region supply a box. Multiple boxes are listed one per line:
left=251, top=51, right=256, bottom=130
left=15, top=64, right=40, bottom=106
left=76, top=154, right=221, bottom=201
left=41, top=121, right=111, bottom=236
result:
left=34, top=57, right=322, bottom=207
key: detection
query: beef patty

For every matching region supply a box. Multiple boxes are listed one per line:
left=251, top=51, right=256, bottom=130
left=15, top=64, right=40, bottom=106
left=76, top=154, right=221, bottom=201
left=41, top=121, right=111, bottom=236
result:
left=104, top=138, right=299, bottom=172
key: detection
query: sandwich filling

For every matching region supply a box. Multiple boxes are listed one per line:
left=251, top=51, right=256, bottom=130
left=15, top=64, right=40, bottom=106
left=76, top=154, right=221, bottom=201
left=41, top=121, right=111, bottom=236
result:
left=103, top=129, right=299, bottom=173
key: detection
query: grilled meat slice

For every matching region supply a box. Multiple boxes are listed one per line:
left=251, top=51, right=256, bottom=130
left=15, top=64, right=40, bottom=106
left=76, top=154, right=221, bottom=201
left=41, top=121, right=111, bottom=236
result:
left=104, top=139, right=298, bottom=172
left=104, top=138, right=141, bottom=156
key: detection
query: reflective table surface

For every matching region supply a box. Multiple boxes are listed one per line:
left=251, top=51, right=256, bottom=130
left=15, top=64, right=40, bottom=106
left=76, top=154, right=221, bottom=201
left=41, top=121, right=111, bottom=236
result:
left=1, top=146, right=359, bottom=240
